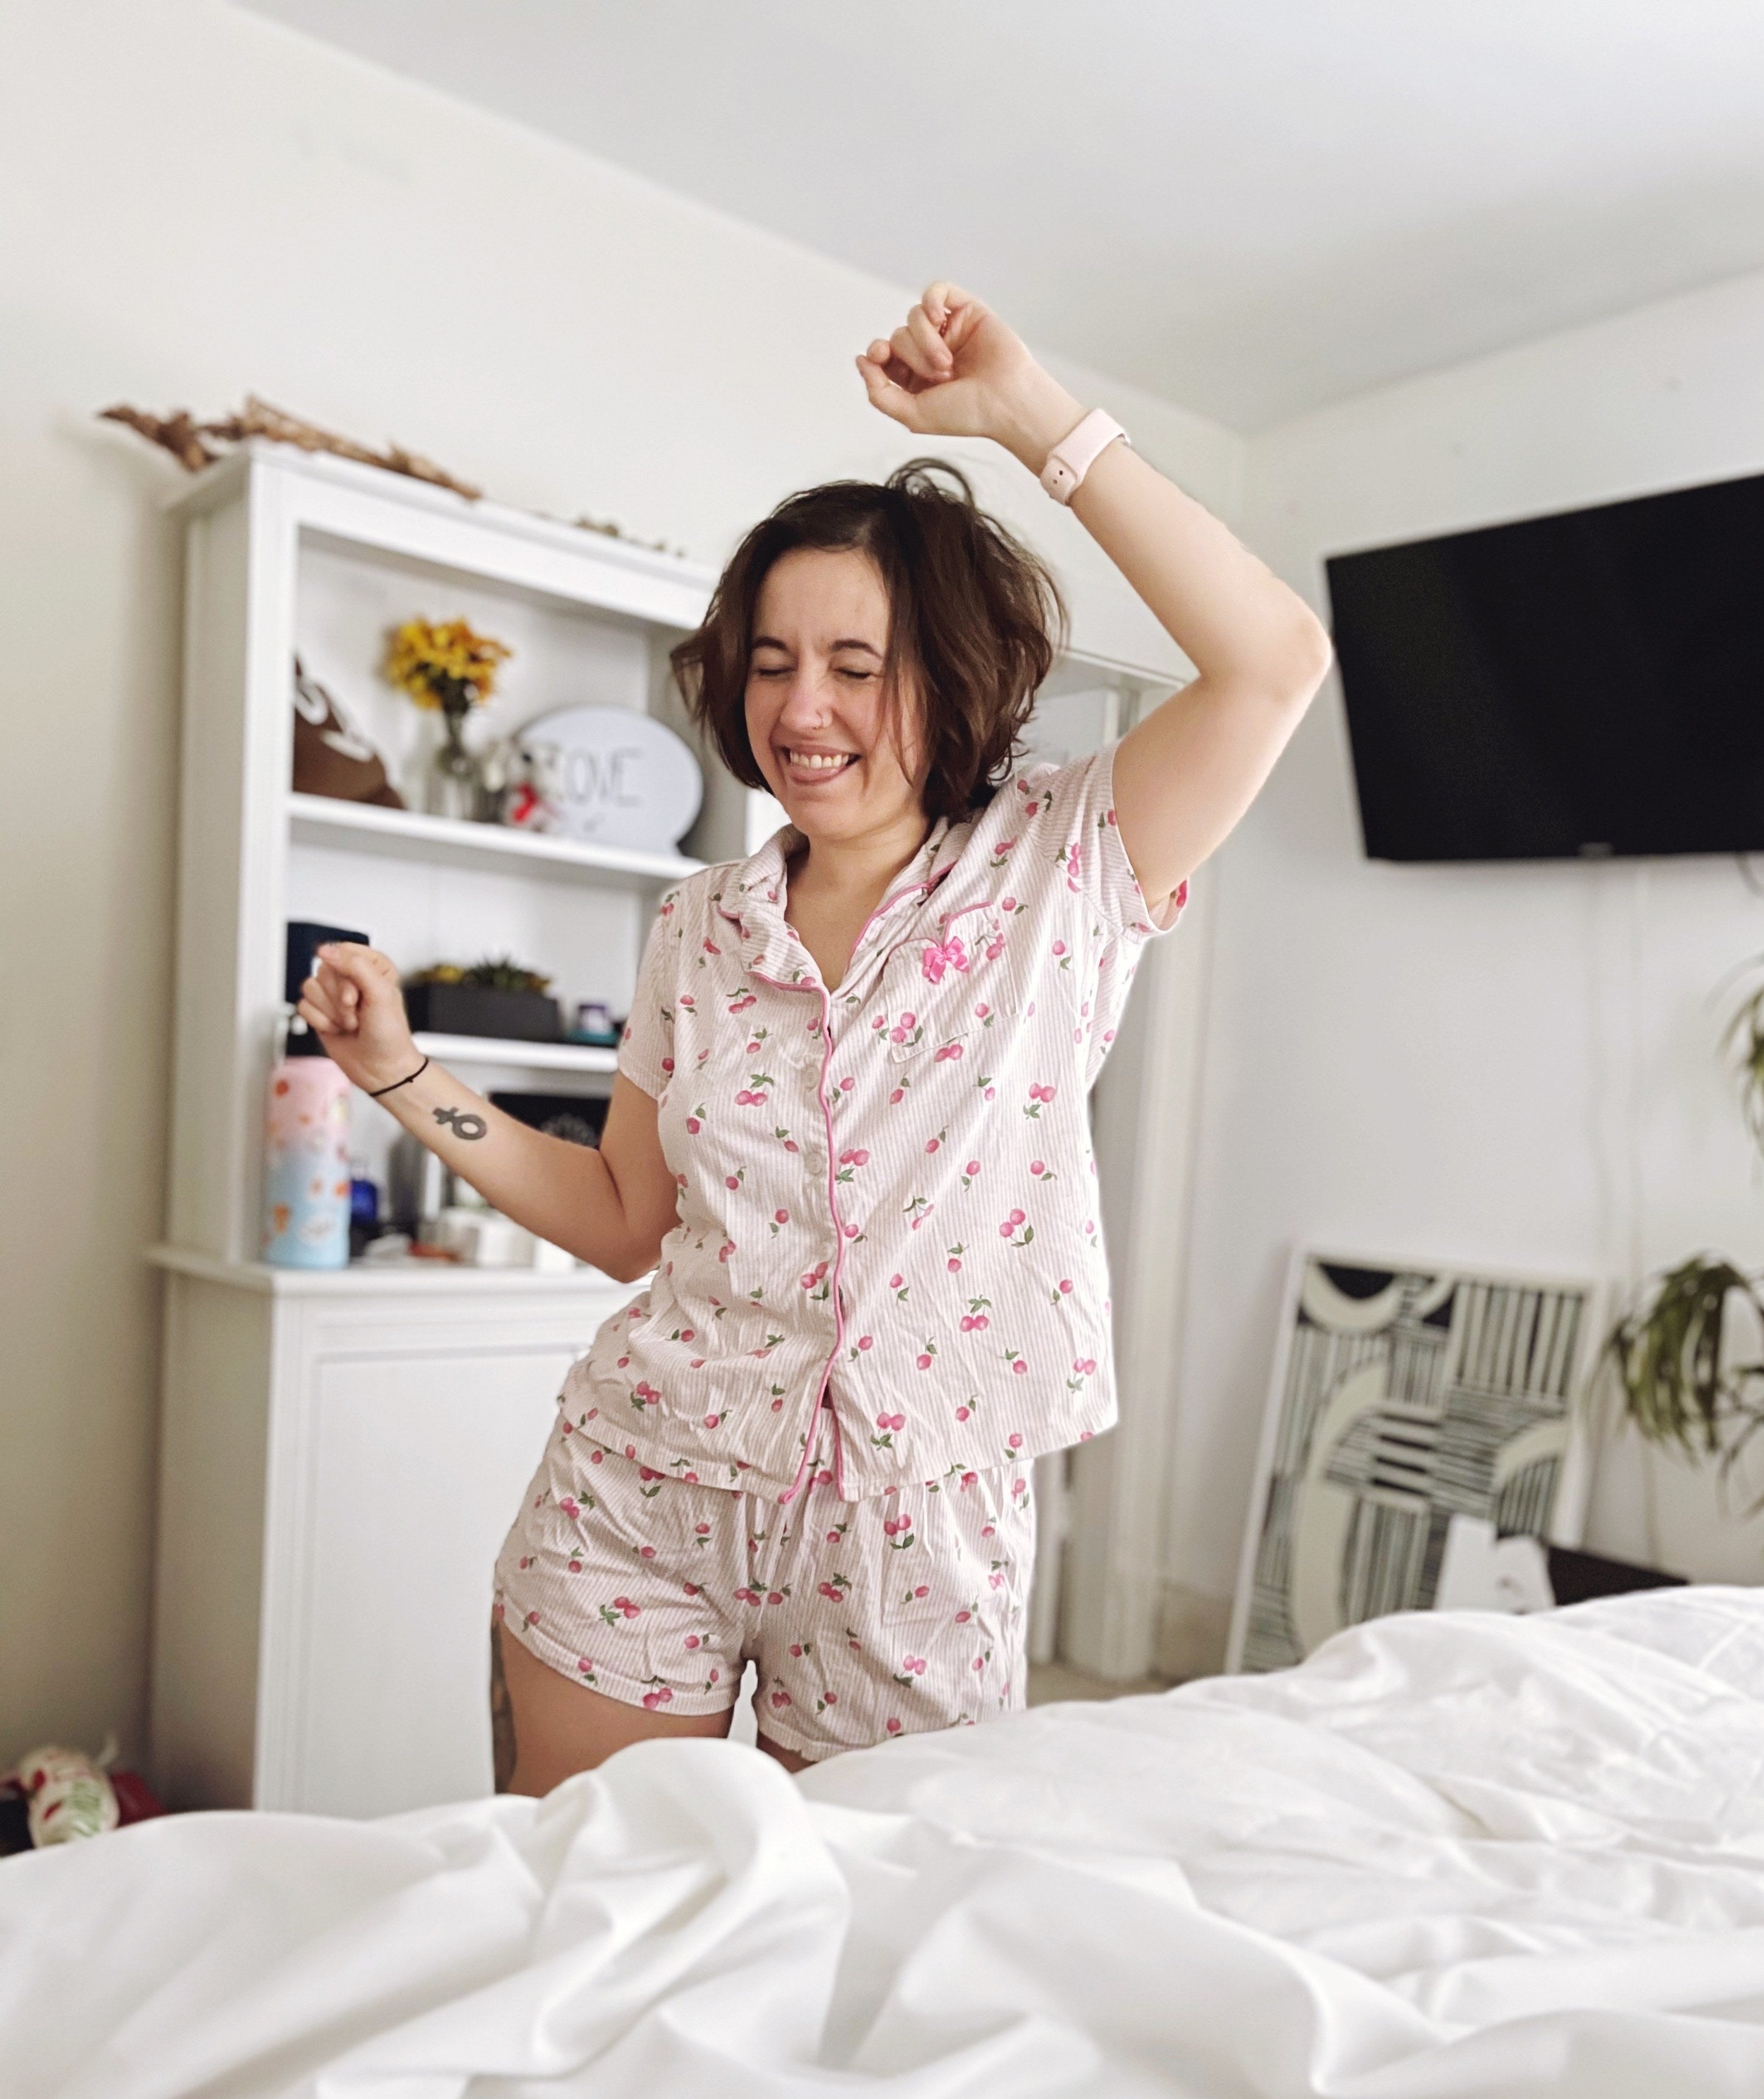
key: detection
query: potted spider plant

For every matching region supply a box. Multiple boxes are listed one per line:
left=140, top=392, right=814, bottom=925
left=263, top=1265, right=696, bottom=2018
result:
left=1600, top=968, right=1764, bottom=1517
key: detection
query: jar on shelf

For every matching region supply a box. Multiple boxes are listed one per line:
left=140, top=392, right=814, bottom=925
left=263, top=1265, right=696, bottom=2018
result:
left=428, top=698, right=481, bottom=821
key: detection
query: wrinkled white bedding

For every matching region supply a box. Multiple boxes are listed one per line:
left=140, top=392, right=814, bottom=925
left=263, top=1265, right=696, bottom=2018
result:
left=7, top=1588, right=1764, bottom=2097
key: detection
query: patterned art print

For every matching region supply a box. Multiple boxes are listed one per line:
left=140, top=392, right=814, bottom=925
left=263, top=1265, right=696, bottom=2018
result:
left=1226, top=1253, right=1598, bottom=1674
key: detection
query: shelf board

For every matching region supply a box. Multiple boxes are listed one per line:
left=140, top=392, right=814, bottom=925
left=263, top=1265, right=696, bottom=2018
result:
left=288, top=792, right=702, bottom=886
left=412, top=1031, right=619, bottom=1074
left=147, top=1242, right=644, bottom=1298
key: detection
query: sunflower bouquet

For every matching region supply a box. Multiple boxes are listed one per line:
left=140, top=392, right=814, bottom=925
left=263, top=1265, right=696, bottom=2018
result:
left=383, top=616, right=513, bottom=818
left=384, top=618, right=512, bottom=715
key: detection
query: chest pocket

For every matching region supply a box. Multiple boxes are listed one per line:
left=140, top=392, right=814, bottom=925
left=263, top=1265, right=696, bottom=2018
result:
left=889, top=1023, right=967, bottom=1065
left=879, top=999, right=1016, bottom=1070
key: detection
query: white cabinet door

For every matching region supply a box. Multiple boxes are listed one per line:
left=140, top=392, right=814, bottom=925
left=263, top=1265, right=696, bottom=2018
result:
left=290, top=1345, right=575, bottom=1817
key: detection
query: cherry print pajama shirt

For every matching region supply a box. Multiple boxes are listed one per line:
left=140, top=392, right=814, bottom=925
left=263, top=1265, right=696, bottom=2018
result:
left=495, top=744, right=1184, bottom=1756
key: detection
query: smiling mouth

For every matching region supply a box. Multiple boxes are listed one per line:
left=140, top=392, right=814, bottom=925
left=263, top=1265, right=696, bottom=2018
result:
left=780, top=748, right=858, bottom=776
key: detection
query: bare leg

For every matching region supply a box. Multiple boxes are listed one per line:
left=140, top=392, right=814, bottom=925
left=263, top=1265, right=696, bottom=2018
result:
left=493, top=1621, right=732, bottom=1795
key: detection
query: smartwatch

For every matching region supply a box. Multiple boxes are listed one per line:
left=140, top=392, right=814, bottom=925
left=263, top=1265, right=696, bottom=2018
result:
left=1040, top=409, right=1130, bottom=504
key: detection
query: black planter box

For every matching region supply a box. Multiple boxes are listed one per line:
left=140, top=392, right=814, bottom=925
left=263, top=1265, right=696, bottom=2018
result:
left=403, top=981, right=562, bottom=1042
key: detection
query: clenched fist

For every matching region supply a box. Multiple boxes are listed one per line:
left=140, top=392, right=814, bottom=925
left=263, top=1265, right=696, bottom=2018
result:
left=855, top=280, right=1080, bottom=472
left=296, top=942, right=422, bottom=1096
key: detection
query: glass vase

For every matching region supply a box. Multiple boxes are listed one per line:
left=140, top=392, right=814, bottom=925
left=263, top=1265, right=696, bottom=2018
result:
left=427, top=704, right=479, bottom=821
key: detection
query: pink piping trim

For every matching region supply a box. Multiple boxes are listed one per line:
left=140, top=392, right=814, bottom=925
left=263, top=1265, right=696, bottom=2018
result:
left=748, top=967, right=842, bottom=1505
left=801, top=975, right=844, bottom=1503
left=749, top=867, right=949, bottom=1505
left=935, top=896, right=997, bottom=935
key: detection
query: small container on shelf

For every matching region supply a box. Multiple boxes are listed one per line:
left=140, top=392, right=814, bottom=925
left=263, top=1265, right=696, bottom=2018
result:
left=386, top=1131, right=450, bottom=1236
left=564, top=999, right=621, bottom=1048
left=430, top=1208, right=535, bottom=1267
left=348, top=1166, right=383, bottom=1259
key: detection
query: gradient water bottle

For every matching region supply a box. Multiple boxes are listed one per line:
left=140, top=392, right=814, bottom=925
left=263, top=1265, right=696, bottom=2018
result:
left=262, top=919, right=367, bottom=1270
left=262, top=1015, right=352, bottom=1268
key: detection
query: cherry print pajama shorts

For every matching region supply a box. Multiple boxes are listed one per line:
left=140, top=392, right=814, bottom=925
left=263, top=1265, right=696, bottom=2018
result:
left=493, top=1410, right=1036, bottom=1760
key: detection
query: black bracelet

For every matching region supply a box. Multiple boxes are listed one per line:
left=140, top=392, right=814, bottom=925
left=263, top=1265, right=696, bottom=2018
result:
left=367, top=1056, right=430, bottom=1099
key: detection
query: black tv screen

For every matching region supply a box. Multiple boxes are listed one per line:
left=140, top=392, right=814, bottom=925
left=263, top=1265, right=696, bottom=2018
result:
left=1325, top=471, right=1764, bottom=862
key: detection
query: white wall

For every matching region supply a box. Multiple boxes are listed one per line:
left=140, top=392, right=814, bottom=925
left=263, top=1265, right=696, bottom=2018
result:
left=1164, top=267, right=1764, bottom=1657
left=0, top=0, right=1240, bottom=1768
left=30, top=0, right=1748, bottom=1744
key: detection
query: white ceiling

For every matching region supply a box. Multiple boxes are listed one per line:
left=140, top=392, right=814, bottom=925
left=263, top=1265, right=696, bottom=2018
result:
left=239, top=0, right=1764, bottom=431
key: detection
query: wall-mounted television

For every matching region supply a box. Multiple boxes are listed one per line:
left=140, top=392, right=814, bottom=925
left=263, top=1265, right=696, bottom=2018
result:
left=1324, top=470, right=1764, bottom=863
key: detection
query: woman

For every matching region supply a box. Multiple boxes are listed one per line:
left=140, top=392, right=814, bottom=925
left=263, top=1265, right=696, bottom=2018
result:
left=300, top=282, right=1330, bottom=1788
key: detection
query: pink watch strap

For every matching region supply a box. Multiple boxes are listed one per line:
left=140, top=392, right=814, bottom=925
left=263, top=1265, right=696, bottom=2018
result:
left=1040, top=409, right=1129, bottom=504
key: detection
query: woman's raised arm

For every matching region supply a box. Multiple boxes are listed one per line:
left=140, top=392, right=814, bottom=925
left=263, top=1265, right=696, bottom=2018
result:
left=856, top=281, right=1332, bottom=914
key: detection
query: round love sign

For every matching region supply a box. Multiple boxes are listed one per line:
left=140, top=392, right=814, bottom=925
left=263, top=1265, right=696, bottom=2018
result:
left=516, top=705, right=703, bottom=851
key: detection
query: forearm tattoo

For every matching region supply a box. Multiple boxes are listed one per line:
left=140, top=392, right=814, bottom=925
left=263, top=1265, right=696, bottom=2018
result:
left=433, top=1104, right=488, bottom=1141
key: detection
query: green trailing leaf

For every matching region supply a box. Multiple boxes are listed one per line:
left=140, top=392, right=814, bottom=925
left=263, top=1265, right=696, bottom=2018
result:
left=1599, top=955, right=1764, bottom=1521
left=1602, top=1254, right=1764, bottom=1511
left=1723, top=962, right=1764, bottom=1164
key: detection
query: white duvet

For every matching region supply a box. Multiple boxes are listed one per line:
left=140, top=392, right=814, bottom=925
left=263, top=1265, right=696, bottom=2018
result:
left=7, top=1587, right=1764, bottom=2097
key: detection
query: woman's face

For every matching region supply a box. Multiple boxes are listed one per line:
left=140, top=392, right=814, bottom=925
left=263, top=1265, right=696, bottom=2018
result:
left=744, top=547, right=925, bottom=848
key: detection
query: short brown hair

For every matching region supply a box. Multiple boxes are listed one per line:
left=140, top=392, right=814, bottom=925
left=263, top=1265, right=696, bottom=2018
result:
left=671, top=459, right=1065, bottom=824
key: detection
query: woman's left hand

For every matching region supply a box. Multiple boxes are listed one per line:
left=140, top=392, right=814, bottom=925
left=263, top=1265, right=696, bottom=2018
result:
left=857, top=282, right=1081, bottom=470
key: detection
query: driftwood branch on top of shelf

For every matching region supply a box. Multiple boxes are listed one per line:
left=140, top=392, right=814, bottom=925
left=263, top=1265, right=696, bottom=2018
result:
left=99, top=395, right=483, bottom=501
left=97, top=397, right=685, bottom=555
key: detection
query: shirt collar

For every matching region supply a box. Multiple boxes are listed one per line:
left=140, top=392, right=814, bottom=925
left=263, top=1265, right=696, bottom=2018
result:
left=715, top=812, right=977, bottom=987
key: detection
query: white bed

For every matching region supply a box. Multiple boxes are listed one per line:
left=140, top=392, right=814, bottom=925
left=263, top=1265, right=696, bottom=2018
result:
left=7, top=1586, right=1764, bottom=2098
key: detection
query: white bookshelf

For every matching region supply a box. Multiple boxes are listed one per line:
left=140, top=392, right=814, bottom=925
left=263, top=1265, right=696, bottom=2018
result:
left=148, top=440, right=740, bottom=1818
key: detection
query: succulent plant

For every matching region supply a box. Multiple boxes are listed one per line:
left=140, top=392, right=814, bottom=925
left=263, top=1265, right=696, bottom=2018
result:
left=406, top=956, right=553, bottom=995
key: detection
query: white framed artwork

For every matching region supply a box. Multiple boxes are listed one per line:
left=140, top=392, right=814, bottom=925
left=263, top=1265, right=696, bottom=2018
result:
left=1226, top=1250, right=1601, bottom=1674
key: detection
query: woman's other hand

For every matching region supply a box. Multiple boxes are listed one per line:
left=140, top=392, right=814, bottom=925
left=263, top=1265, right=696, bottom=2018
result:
left=856, top=282, right=1082, bottom=472
left=296, top=941, right=422, bottom=1094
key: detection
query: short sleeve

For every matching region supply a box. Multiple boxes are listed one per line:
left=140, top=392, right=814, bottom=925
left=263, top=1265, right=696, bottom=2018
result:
left=1016, top=745, right=1186, bottom=939
left=618, top=895, right=681, bottom=1099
